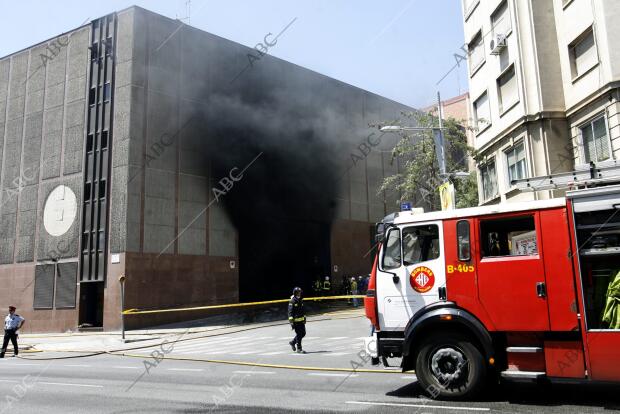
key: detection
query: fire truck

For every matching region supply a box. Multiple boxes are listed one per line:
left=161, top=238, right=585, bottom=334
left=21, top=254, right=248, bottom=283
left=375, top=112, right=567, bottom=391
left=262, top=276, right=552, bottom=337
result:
left=364, top=162, right=620, bottom=399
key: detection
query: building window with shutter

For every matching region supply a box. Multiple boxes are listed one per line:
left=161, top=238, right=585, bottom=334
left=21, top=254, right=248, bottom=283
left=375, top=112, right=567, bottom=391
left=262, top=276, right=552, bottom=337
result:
left=491, top=1, right=511, bottom=38
left=569, top=28, right=598, bottom=80
left=473, top=91, right=491, bottom=132
left=480, top=160, right=498, bottom=201
left=505, top=141, right=527, bottom=184
left=580, top=115, right=611, bottom=163
left=497, top=64, right=518, bottom=113
left=468, top=31, right=485, bottom=75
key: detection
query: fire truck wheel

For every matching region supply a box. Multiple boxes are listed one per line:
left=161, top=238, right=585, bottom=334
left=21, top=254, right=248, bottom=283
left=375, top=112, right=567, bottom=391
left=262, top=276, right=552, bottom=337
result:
left=414, top=333, right=486, bottom=400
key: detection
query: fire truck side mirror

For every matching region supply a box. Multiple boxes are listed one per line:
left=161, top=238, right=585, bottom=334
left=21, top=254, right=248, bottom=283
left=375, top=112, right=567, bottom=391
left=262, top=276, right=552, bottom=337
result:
left=375, top=222, right=386, bottom=243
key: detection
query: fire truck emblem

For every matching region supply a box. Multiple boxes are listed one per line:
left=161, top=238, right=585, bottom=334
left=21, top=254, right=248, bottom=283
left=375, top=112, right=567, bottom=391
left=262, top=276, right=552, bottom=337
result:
left=410, top=266, right=435, bottom=293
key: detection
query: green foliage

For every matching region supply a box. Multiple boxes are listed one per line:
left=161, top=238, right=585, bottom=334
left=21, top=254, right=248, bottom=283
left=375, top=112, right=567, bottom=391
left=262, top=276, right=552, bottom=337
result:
left=373, top=111, right=479, bottom=211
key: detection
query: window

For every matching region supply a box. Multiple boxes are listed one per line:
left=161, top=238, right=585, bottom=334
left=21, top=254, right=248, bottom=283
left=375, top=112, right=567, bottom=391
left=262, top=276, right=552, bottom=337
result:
left=491, top=1, right=511, bottom=38
left=468, top=31, right=485, bottom=73
left=480, top=215, right=538, bottom=257
left=570, top=28, right=598, bottom=79
left=581, top=116, right=610, bottom=163
left=464, top=0, right=480, bottom=19
left=480, top=160, right=498, bottom=201
left=498, top=47, right=510, bottom=72
left=506, top=141, right=526, bottom=183
left=473, top=91, right=491, bottom=131
left=457, top=220, right=471, bottom=261
left=103, top=82, right=111, bottom=102
left=402, top=224, right=440, bottom=266
left=382, top=228, right=401, bottom=270
left=497, top=65, right=518, bottom=112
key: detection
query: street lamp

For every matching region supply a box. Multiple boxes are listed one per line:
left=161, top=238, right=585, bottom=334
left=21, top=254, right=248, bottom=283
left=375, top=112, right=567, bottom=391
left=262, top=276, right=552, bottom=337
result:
left=379, top=125, right=448, bottom=178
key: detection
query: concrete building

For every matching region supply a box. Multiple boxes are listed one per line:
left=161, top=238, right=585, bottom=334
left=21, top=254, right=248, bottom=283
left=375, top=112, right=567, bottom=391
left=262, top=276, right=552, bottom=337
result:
left=0, top=6, right=413, bottom=332
left=461, top=0, right=620, bottom=204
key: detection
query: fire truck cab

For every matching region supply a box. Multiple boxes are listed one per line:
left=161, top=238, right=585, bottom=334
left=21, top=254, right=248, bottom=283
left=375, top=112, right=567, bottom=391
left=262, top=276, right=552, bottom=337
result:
left=365, top=183, right=620, bottom=399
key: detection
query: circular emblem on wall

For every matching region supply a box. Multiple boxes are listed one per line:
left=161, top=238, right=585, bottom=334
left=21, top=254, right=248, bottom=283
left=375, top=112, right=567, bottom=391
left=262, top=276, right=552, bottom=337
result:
left=43, top=185, right=77, bottom=237
left=410, top=266, right=435, bottom=293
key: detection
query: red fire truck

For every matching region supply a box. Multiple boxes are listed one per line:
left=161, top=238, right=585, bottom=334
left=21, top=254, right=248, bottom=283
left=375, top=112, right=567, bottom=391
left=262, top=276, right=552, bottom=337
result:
left=365, top=166, right=620, bottom=399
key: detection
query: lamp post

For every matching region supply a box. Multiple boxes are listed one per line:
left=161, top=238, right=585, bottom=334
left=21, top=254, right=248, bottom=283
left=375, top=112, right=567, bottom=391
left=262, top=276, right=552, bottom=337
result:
left=380, top=116, right=470, bottom=210
left=119, top=274, right=126, bottom=342
left=379, top=125, right=449, bottom=177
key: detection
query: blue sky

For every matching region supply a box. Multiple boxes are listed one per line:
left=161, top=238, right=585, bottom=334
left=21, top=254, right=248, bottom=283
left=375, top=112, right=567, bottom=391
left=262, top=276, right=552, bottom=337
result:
left=0, top=0, right=468, bottom=109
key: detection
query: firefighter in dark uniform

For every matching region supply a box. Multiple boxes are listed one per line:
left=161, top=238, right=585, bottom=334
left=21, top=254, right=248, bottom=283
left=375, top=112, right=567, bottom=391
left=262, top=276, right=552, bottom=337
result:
left=288, top=287, right=306, bottom=353
left=322, top=276, right=331, bottom=294
left=313, top=278, right=322, bottom=296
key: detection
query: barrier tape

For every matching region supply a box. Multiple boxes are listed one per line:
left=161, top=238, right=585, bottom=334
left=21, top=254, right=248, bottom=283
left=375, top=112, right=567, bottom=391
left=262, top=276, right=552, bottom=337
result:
left=122, top=295, right=366, bottom=315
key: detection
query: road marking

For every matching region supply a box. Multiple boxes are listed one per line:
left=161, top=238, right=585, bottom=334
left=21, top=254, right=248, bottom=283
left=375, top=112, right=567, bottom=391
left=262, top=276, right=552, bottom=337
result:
left=401, top=375, right=417, bottom=379
left=40, top=382, right=103, bottom=388
left=7, top=363, right=43, bottom=366
left=307, top=373, right=358, bottom=378
left=258, top=351, right=285, bottom=356
left=345, top=401, right=490, bottom=411
left=231, top=351, right=260, bottom=355
left=0, top=379, right=18, bottom=383
left=63, top=364, right=91, bottom=368
left=325, top=352, right=354, bottom=356
left=167, top=368, right=204, bottom=372
left=327, top=337, right=348, bottom=340
left=113, top=366, right=140, bottom=369
left=233, top=371, right=275, bottom=375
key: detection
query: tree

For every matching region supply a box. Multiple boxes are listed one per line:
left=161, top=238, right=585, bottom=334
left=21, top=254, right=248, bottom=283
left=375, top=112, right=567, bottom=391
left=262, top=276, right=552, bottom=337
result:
left=374, top=111, right=479, bottom=211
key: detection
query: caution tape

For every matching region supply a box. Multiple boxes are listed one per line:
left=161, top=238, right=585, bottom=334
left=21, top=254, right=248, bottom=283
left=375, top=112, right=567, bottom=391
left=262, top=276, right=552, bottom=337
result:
left=122, top=295, right=366, bottom=315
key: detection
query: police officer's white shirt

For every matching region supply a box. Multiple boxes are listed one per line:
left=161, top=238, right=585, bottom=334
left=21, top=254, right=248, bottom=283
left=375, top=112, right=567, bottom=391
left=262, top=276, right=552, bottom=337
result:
left=5, top=314, right=24, bottom=330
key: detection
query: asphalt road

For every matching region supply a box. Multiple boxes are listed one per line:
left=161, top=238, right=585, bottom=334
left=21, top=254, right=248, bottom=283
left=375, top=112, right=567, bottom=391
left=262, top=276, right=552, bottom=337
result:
left=1, top=314, right=620, bottom=413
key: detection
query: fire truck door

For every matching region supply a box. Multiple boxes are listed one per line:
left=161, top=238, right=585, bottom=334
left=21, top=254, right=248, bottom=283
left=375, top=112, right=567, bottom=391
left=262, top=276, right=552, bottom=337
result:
left=569, top=187, right=620, bottom=381
left=476, top=213, right=551, bottom=331
left=377, top=221, right=446, bottom=330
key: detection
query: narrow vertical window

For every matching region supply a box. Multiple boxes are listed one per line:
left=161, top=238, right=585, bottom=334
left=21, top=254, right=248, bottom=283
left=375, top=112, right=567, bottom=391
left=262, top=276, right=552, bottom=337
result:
left=457, top=220, right=471, bottom=261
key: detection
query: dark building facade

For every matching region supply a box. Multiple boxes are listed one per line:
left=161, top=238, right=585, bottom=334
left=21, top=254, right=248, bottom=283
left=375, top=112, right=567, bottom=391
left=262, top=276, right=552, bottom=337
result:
left=0, top=7, right=415, bottom=332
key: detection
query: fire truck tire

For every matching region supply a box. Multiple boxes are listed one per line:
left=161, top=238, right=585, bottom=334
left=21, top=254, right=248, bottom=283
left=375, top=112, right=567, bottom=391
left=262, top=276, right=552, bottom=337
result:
left=414, top=333, right=486, bottom=400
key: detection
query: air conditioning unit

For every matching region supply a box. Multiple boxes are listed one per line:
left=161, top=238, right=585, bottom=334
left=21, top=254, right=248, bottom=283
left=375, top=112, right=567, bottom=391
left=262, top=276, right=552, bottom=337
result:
left=490, top=34, right=507, bottom=55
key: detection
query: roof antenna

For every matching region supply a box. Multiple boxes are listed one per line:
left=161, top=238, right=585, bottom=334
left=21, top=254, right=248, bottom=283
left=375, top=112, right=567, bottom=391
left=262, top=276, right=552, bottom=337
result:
left=178, top=0, right=191, bottom=24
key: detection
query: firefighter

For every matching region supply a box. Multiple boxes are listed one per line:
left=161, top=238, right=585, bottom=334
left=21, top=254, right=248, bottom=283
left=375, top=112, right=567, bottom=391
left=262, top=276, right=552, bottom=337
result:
left=313, top=278, right=322, bottom=296
left=350, top=277, right=359, bottom=307
left=288, top=287, right=306, bottom=353
left=322, top=276, right=331, bottom=294
left=1, top=306, right=25, bottom=358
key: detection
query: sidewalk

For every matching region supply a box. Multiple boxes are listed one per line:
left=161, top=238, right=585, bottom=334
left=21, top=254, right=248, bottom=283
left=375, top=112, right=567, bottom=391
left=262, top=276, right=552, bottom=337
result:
left=20, top=306, right=364, bottom=354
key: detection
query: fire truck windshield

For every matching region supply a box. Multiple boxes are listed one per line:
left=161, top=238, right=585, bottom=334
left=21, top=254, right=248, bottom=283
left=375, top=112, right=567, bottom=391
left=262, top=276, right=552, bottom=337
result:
left=402, top=225, right=440, bottom=266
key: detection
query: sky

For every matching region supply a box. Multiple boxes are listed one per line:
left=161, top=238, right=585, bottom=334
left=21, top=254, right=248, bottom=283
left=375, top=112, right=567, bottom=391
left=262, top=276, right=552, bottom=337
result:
left=0, top=0, right=469, bottom=109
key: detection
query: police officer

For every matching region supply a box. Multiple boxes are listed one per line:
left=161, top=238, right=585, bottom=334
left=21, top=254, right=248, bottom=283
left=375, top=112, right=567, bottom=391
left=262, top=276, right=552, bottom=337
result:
left=1, top=306, right=25, bottom=358
left=288, top=287, right=306, bottom=353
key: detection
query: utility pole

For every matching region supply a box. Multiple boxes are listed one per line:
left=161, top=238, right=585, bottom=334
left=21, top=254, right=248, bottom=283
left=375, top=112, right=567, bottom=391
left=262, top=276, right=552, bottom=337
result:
left=437, top=91, right=447, bottom=180
left=119, top=275, right=126, bottom=342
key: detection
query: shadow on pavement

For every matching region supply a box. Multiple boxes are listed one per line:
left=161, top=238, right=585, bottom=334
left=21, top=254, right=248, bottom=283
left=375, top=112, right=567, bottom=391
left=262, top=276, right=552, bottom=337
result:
left=387, top=378, right=620, bottom=411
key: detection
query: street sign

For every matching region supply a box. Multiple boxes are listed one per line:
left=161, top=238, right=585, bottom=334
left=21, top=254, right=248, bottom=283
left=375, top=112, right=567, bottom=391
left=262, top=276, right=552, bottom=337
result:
left=439, top=182, right=456, bottom=211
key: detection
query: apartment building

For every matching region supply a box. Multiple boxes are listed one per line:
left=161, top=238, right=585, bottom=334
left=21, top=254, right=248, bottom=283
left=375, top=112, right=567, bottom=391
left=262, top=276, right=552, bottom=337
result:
left=462, top=0, right=620, bottom=204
